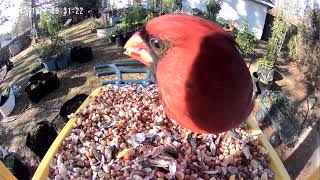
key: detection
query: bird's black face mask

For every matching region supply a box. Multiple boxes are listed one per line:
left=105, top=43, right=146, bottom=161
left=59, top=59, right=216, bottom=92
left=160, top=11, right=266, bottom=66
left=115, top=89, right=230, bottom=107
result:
left=124, top=27, right=170, bottom=81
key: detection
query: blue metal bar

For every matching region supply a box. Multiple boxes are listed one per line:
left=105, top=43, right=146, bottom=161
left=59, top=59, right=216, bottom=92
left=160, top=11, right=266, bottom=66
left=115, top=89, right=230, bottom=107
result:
left=114, top=61, right=143, bottom=66
left=112, top=64, right=122, bottom=82
left=101, top=80, right=118, bottom=85
left=120, top=68, right=149, bottom=73
left=146, top=69, right=152, bottom=80
left=96, top=71, right=115, bottom=77
left=95, top=61, right=154, bottom=86
left=94, top=64, right=113, bottom=70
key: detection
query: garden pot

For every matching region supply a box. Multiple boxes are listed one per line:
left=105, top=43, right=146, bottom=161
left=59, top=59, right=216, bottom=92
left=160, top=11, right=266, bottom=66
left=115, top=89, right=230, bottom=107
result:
left=71, top=46, right=93, bottom=63
left=26, top=121, right=58, bottom=158
left=56, top=51, right=70, bottom=70
left=59, top=94, right=88, bottom=120
left=123, top=31, right=134, bottom=44
left=0, top=87, right=15, bottom=117
left=42, top=59, right=57, bottom=72
left=2, top=154, right=31, bottom=180
left=115, top=35, right=124, bottom=47
left=25, top=81, right=46, bottom=103
left=41, top=72, right=60, bottom=91
left=25, top=72, right=60, bottom=103
left=66, top=48, right=72, bottom=65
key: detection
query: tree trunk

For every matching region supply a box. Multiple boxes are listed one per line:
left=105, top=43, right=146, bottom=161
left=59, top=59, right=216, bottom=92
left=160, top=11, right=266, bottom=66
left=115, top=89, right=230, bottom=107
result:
left=31, top=0, right=39, bottom=39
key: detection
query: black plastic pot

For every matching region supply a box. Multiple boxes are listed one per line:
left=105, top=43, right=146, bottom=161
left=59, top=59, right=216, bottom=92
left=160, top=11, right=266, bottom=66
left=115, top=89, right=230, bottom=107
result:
left=115, top=35, right=124, bottom=47
left=60, top=94, right=88, bottom=120
left=2, top=154, right=30, bottom=180
left=25, top=72, right=60, bottom=103
left=71, top=46, right=93, bottom=63
left=123, top=31, right=134, bottom=44
left=42, top=72, right=60, bottom=91
left=25, top=81, right=46, bottom=103
left=26, top=121, right=58, bottom=159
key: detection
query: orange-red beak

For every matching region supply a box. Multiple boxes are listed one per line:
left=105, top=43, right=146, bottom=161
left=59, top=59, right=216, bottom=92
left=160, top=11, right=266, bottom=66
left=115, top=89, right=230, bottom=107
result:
left=124, top=32, right=153, bottom=67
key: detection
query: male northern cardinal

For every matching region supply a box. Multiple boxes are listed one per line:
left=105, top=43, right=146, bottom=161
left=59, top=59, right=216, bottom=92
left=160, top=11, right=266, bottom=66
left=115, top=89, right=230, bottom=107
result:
left=124, top=14, right=253, bottom=133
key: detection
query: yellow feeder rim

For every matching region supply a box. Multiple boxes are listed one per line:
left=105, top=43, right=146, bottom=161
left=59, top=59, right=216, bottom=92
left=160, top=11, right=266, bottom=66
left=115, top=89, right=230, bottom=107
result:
left=33, top=87, right=291, bottom=180
left=0, top=161, right=17, bottom=180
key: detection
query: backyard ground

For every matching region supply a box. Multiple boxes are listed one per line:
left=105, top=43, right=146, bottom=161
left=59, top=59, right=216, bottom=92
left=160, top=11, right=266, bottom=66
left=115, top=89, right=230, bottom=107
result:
left=0, top=19, right=319, bottom=179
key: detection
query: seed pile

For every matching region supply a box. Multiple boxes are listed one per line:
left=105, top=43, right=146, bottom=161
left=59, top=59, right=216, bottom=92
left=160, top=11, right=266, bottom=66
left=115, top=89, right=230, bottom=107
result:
left=50, top=84, right=273, bottom=180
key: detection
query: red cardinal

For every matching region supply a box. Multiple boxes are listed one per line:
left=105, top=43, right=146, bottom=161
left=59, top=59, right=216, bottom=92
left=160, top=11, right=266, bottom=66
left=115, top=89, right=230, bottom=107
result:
left=124, top=14, right=253, bottom=133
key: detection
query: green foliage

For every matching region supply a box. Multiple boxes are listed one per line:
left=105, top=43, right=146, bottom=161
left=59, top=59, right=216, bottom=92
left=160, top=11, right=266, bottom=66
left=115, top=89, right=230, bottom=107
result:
left=269, top=91, right=287, bottom=104
left=192, top=8, right=206, bottom=17
left=192, top=0, right=221, bottom=22
left=258, top=58, right=274, bottom=70
left=287, top=33, right=298, bottom=60
left=161, top=0, right=182, bottom=13
left=235, top=19, right=256, bottom=57
left=119, top=3, right=146, bottom=33
left=259, top=13, right=288, bottom=69
left=38, top=38, right=65, bottom=62
left=205, top=0, right=222, bottom=22
left=145, top=11, right=157, bottom=23
left=90, top=20, right=110, bottom=30
left=39, top=12, right=60, bottom=40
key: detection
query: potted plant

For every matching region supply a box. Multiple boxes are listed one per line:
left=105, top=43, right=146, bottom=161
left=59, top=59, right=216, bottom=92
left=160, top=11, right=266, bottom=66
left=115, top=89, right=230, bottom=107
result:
left=257, top=57, right=275, bottom=87
left=93, top=20, right=111, bottom=37
left=38, top=37, right=70, bottom=71
left=53, top=38, right=70, bottom=70
left=114, top=3, right=146, bottom=47
left=38, top=12, right=70, bottom=70
left=90, top=20, right=103, bottom=33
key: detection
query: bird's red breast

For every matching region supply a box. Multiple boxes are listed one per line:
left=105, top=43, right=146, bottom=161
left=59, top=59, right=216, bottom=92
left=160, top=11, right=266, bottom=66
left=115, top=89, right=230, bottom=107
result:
left=125, top=14, right=253, bottom=133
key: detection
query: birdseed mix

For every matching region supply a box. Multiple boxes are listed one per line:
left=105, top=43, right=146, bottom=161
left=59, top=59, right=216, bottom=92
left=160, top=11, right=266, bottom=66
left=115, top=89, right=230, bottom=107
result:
left=49, top=84, right=273, bottom=180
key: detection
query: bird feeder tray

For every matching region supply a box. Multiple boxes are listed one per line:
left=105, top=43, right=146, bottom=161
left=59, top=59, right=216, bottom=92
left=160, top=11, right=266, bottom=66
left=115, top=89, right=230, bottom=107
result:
left=0, top=161, right=17, bottom=180
left=32, top=86, right=290, bottom=180
left=94, top=61, right=154, bottom=86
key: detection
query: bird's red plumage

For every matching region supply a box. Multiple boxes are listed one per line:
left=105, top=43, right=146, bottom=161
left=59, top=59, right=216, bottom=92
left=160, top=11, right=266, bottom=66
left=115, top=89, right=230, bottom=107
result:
left=144, top=14, right=253, bottom=133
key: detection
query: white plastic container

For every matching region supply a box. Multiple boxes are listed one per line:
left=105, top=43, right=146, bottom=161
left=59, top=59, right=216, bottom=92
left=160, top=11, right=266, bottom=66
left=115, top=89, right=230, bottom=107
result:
left=0, top=88, right=15, bottom=117
left=97, top=29, right=108, bottom=37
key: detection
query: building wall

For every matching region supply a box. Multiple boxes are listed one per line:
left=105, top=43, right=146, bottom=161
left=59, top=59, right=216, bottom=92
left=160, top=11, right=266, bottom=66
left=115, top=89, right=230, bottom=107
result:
left=182, top=0, right=269, bottom=39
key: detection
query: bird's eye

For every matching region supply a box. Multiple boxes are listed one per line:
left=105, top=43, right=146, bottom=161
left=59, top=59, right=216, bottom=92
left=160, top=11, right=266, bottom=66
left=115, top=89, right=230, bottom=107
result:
left=149, top=37, right=165, bottom=55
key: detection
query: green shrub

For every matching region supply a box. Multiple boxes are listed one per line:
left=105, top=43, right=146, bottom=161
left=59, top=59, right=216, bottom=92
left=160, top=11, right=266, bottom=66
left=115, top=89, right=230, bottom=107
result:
left=90, top=20, right=110, bottom=30
left=235, top=19, right=256, bottom=57
left=119, top=3, right=146, bottom=33
left=258, top=57, right=274, bottom=70
left=259, top=13, right=288, bottom=68
left=39, top=12, right=60, bottom=40
left=205, top=0, right=222, bottom=22
left=161, top=0, right=182, bottom=13
left=287, top=33, right=298, bottom=60
left=38, top=37, right=65, bottom=62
